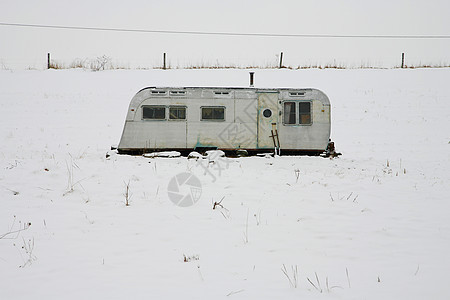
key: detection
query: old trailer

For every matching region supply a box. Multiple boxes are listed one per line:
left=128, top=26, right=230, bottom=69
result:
left=117, top=86, right=331, bottom=155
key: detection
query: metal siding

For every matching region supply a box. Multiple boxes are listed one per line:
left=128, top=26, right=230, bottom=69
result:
left=277, top=99, right=330, bottom=150
left=186, top=98, right=235, bottom=148
left=118, top=121, right=187, bottom=149
left=232, top=98, right=257, bottom=148
left=257, top=93, right=279, bottom=148
left=118, top=87, right=331, bottom=152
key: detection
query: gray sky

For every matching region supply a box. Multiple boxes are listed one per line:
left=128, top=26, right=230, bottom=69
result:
left=1, top=0, right=449, bottom=69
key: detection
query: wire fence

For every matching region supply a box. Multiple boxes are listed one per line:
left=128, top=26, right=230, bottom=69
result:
left=2, top=53, right=449, bottom=71
left=1, top=22, right=449, bottom=70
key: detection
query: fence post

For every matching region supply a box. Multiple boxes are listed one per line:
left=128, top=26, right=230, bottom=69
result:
left=279, top=52, right=284, bottom=68
left=401, top=53, right=405, bottom=68
left=47, top=53, right=51, bottom=69
left=163, top=53, right=166, bottom=70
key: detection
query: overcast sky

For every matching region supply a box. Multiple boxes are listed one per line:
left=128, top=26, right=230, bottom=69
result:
left=1, top=0, right=449, bottom=69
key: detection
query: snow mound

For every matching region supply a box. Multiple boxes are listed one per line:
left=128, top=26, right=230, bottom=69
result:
left=143, top=151, right=181, bottom=158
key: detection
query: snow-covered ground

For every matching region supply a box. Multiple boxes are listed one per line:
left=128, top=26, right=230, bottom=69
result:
left=0, top=68, right=449, bottom=299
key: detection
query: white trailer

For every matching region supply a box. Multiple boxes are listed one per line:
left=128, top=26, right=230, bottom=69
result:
left=118, top=87, right=331, bottom=155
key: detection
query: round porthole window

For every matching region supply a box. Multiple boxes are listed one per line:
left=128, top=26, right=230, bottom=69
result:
left=263, top=109, right=272, bottom=118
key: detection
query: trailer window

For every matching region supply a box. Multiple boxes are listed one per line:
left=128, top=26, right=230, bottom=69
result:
left=283, top=102, right=296, bottom=124
left=169, top=106, right=186, bottom=120
left=299, top=102, right=311, bottom=124
left=142, top=106, right=166, bottom=120
left=201, top=107, right=225, bottom=121
left=170, top=91, right=186, bottom=96
left=289, top=92, right=305, bottom=97
left=151, top=90, right=166, bottom=95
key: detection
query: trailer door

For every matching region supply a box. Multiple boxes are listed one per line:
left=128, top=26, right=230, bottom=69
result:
left=257, top=92, right=279, bottom=149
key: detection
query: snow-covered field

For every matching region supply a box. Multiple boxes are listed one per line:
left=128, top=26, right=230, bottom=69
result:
left=0, top=68, right=449, bottom=299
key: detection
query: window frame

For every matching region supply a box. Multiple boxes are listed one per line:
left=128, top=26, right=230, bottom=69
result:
left=213, top=91, right=232, bottom=99
left=168, top=105, right=187, bottom=121
left=142, top=105, right=167, bottom=120
left=282, top=101, right=312, bottom=126
left=150, top=90, right=167, bottom=96
left=283, top=101, right=297, bottom=125
left=298, top=102, right=312, bottom=125
left=169, top=91, right=186, bottom=96
left=200, top=106, right=226, bottom=121
left=289, top=91, right=306, bottom=97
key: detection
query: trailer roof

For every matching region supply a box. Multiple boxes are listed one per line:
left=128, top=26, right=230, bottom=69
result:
left=137, top=86, right=317, bottom=93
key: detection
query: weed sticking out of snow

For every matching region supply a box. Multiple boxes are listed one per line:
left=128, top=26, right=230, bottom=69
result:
left=123, top=180, right=132, bottom=206
left=281, top=264, right=299, bottom=288
left=183, top=254, right=199, bottom=263
left=0, top=217, right=31, bottom=240
left=63, top=155, right=87, bottom=196
left=15, top=237, right=37, bottom=268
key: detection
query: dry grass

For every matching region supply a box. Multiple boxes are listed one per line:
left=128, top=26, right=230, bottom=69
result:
left=395, top=63, right=450, bottom=69
left=48, top=60, right=66, bottom=69
left=281, top=264, right=299, bottom=288
left=124, top=180, right=132, bottom=206
left=41, top=56, right=450, bottom=71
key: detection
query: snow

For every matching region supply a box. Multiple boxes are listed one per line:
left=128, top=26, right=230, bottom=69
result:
left=187, top=151, right=203, bottom=160
left=0, top=68, right=449, bottom=299
left=143, top=151, right=182, bottom=158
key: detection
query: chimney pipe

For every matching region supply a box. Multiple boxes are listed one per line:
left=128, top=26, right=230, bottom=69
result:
left=249, top=72, right=254, bottom=87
